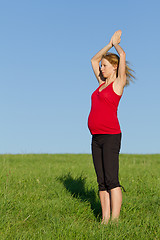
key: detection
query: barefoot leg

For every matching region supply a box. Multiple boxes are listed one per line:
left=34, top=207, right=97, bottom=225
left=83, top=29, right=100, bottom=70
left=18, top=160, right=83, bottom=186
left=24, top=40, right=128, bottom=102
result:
left=99, top=190, right=110, bottom=224
left=110, top=187, right=122, bottom=221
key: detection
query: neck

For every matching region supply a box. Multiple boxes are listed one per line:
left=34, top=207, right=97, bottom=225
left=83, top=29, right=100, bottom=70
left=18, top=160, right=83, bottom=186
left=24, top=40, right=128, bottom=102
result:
left=105, top=74, right=116, bottom=85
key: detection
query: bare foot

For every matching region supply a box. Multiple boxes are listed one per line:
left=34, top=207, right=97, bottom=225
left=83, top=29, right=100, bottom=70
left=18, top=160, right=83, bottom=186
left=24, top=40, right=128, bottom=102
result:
left=101, top=218, right=109, bottom=225
left=110, top=217, right=119, bottom=226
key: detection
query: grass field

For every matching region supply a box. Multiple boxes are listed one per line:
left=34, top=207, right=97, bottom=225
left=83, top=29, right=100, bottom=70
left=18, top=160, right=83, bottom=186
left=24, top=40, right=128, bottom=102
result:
left=0, top=154, right=160, bottom=239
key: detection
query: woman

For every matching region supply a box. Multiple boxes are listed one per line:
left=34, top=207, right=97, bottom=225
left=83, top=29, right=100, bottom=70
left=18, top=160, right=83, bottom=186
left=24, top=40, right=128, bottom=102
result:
left=88, top=30, right=134, bottom=224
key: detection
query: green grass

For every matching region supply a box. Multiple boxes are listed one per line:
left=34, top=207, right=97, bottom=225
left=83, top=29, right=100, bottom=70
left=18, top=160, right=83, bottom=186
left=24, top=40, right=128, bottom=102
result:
left=0, top=154, right=160, bottom=239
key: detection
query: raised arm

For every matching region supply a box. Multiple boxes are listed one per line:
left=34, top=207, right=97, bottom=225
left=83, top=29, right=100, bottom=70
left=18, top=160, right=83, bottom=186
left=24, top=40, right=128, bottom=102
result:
left=112, top=30, right=126, bottom=87
left=91, top=41, right=113, bottom=85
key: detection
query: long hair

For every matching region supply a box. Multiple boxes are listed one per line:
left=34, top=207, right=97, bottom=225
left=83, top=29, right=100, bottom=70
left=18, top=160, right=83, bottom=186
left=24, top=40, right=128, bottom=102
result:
left=101, top=52, right=135, bottom=86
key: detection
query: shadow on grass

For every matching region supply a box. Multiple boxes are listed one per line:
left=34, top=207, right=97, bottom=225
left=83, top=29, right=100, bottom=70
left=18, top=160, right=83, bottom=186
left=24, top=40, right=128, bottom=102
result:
left=57, top=173, right=101, bottom=220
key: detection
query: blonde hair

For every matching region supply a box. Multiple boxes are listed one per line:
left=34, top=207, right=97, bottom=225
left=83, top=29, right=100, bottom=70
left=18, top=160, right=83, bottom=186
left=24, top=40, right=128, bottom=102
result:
left=101, top=52, right=135, bottom=86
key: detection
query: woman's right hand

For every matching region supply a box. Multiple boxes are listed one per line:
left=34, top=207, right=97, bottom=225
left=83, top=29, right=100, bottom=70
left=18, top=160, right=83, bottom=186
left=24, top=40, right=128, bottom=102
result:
left=110, top=30, right=122, bottom=46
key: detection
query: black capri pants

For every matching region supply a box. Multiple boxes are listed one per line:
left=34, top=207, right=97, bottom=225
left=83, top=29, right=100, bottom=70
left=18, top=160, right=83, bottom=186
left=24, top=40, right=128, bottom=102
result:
left=91, top=133, right=122, bottom=191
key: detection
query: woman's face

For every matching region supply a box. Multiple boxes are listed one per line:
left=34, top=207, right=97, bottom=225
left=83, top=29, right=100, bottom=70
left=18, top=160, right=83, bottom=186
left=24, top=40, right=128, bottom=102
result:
left=100, top=58, right=116, bottom=78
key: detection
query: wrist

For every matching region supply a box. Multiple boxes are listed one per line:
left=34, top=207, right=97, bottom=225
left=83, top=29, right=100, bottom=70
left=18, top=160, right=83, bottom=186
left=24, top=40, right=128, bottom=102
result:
left=113, top=42, right=119, bottom=46
left=109, top=42, right=113, bottom=48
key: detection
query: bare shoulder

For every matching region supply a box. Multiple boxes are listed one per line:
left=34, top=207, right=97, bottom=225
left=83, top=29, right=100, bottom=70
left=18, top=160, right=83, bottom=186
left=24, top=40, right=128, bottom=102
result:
left=113, top=78, right=125, bottom=96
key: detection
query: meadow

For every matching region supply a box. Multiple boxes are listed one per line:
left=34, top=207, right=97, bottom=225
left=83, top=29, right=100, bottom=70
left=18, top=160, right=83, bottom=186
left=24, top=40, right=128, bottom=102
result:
left=0, top=154, right=159, bottom=239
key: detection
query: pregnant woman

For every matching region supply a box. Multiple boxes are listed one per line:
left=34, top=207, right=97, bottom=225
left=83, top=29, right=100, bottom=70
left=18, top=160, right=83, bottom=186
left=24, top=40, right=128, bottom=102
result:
left=88, top=30, right=134, bottom=224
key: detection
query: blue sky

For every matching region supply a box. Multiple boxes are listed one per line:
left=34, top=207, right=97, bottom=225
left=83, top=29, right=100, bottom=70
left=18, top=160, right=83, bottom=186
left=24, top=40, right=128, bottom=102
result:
left=0, top=0, right=160, bottom=154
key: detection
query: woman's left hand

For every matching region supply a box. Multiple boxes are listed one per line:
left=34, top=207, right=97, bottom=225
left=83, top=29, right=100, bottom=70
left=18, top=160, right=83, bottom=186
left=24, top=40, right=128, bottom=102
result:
left=112, top=30, right=122, bottom=45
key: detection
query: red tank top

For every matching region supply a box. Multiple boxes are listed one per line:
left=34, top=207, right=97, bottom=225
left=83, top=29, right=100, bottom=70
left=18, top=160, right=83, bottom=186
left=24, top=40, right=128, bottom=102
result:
left=88, top=81, right=122, bottom=135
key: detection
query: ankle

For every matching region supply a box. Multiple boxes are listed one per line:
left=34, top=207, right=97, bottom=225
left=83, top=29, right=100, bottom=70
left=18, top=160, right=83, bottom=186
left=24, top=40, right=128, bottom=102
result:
left=101, top=217, right=110, bottom=225
left=111, top=216, right=119, bottom=222
left=102, top=215, right=110, bottom=223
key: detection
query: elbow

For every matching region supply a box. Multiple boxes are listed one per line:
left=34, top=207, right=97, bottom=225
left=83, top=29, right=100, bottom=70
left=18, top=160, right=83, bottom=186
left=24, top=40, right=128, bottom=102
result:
left=91, top=58, right=98, bottom=66
left=91, top=57, right=96, bottom=63
left=91, top=59, right=94, bottom=66
left=91, top=57, right=101, bottom=66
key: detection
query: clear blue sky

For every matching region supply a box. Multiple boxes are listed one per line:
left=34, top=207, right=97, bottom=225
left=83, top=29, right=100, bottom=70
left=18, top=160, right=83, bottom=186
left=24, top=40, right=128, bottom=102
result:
left=0, top=0, right=160, bottom=154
